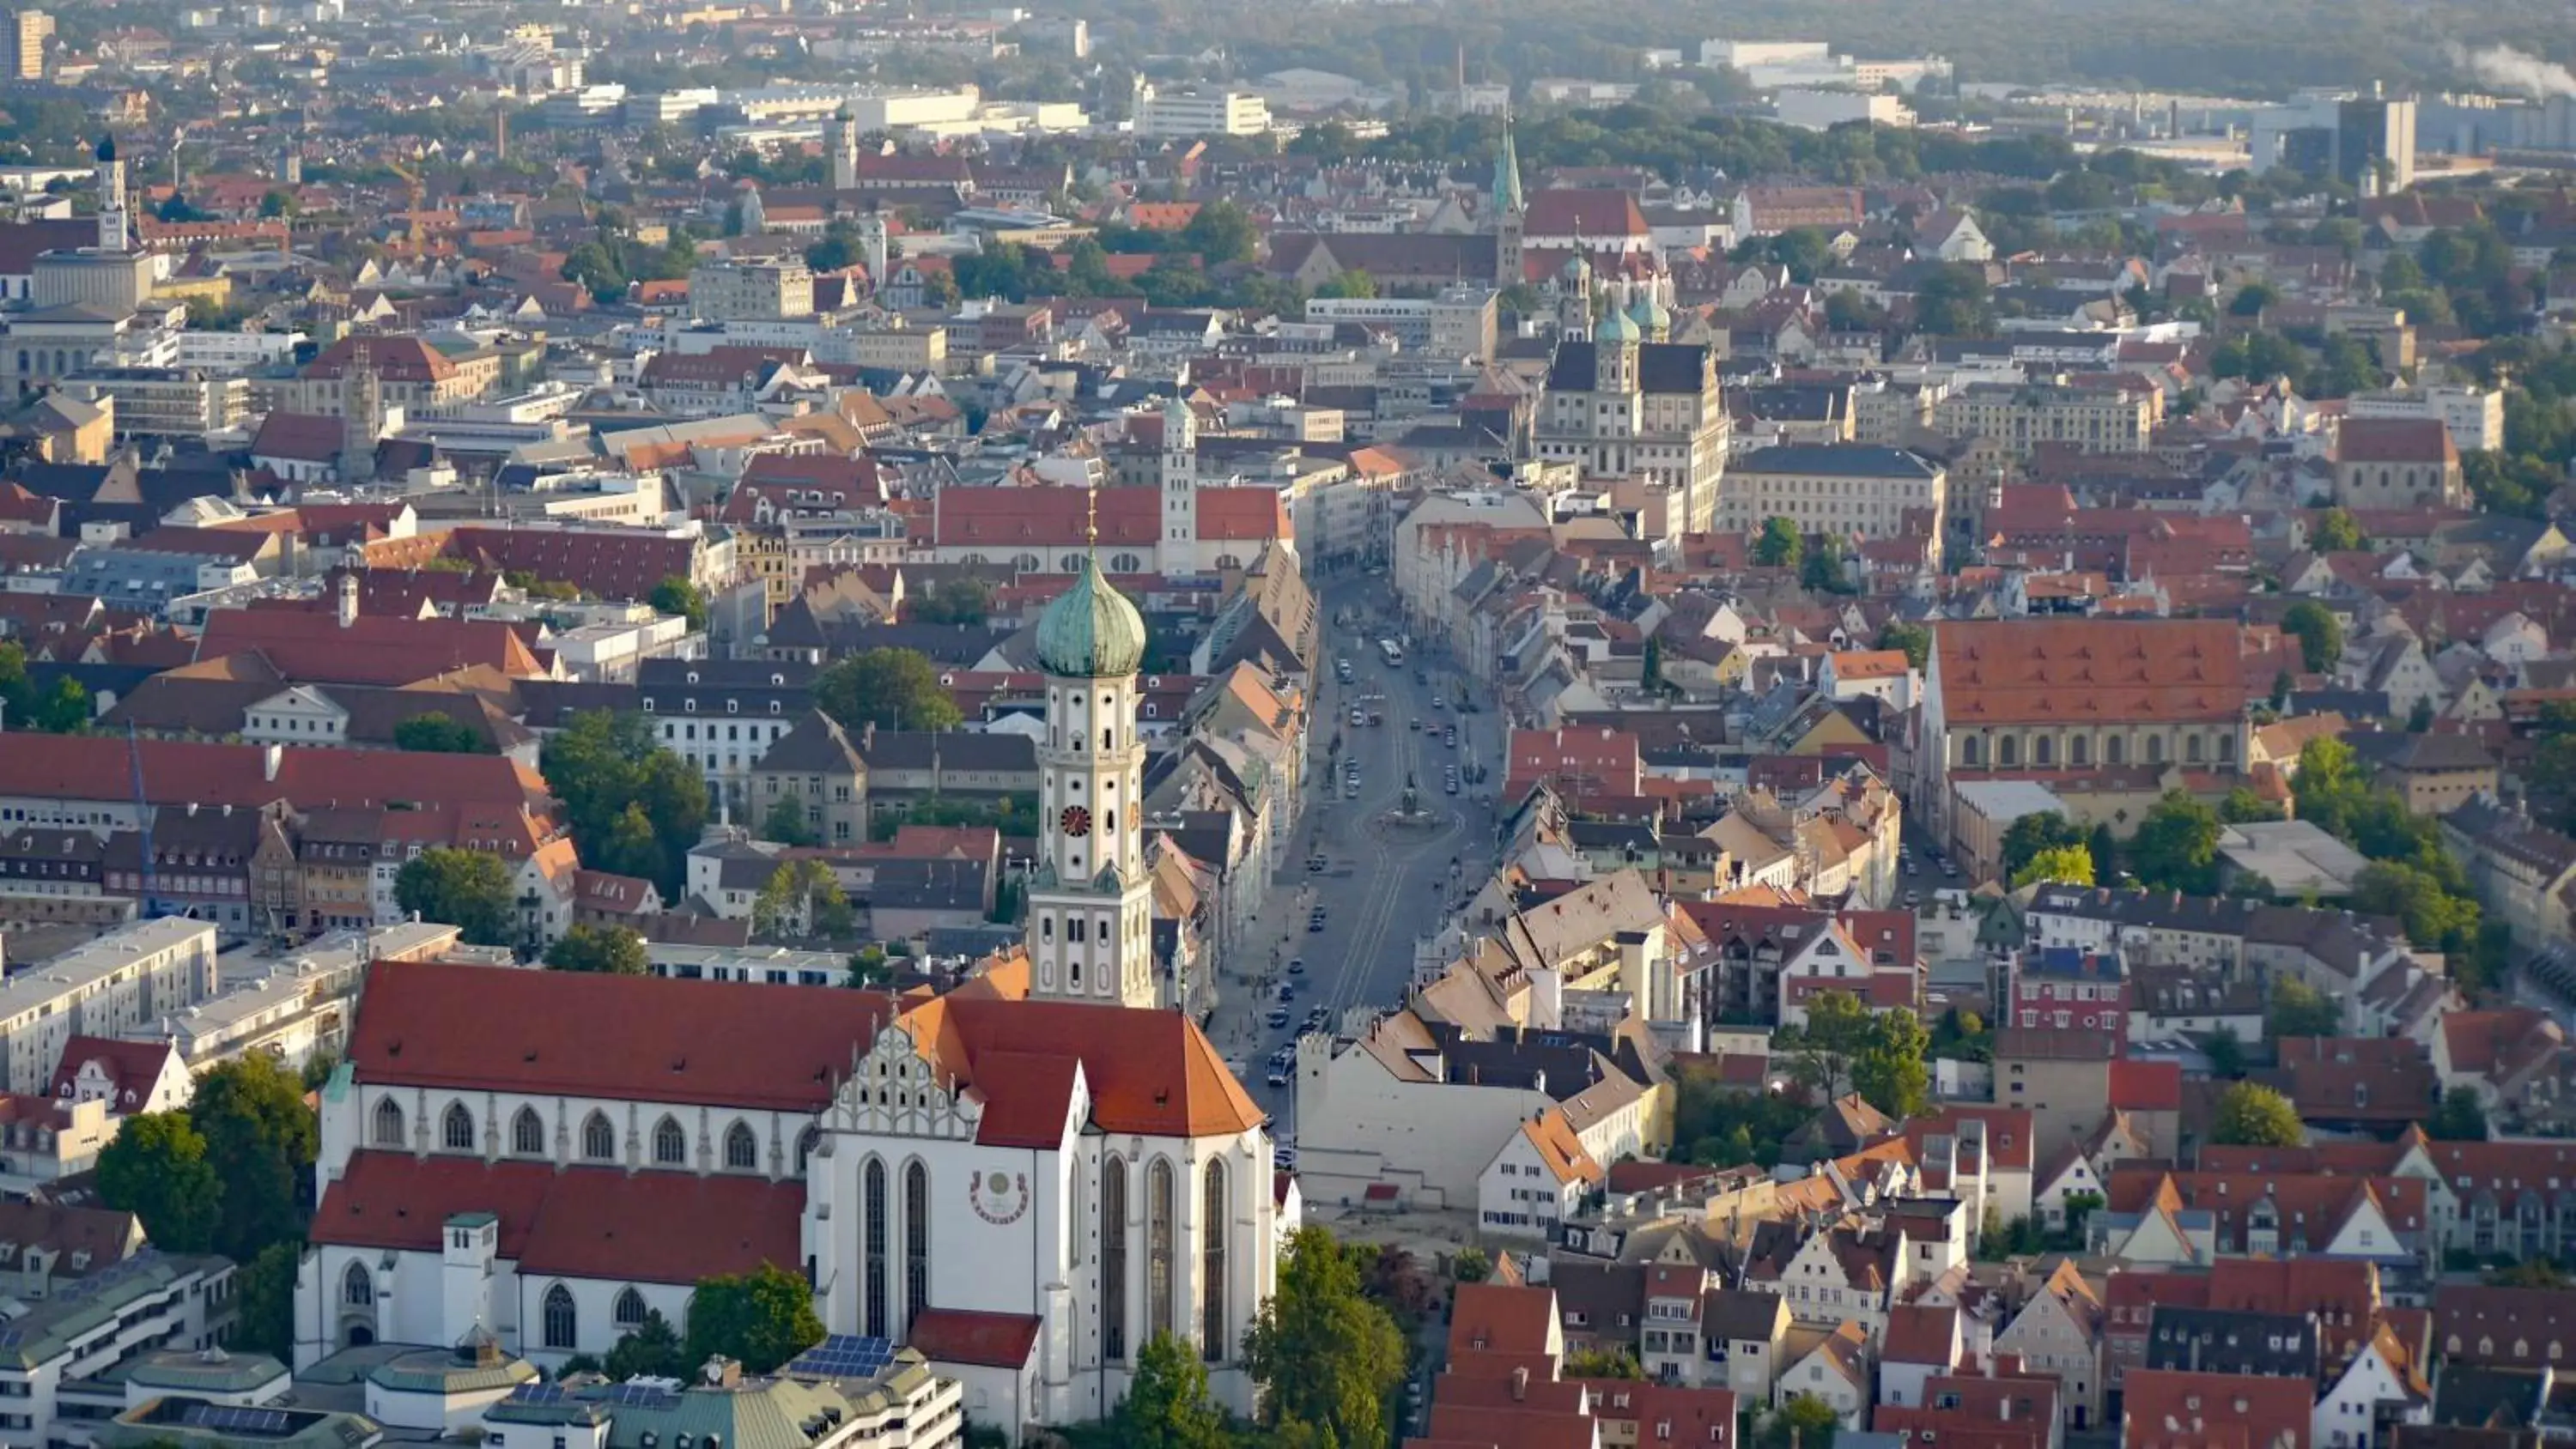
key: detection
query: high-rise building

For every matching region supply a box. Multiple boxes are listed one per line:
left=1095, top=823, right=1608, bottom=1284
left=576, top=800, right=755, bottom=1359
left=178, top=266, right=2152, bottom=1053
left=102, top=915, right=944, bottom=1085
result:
left=2338, top=92, right=2418, bottom=193
left=8, top=9, right=49, bottom=81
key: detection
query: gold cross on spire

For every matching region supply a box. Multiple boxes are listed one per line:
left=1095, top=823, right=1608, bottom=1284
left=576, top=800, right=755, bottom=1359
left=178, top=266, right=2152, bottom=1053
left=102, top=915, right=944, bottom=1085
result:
left=1085, top=483, right=1099, bottom=553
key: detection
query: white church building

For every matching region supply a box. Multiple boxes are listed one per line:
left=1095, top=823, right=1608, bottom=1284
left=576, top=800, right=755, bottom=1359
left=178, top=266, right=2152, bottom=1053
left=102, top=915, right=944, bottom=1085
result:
left=294, top=548, right=1279, bottom=1441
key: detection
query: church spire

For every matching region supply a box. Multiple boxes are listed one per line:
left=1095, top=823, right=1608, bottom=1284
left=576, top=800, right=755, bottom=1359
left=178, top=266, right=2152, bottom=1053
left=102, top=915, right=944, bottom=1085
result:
left=1491, top=118, right=1525, bottom=221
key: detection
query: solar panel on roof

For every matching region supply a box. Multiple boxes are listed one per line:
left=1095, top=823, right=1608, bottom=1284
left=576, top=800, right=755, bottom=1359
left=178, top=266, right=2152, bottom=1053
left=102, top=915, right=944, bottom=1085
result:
left=513, top=1384, right=568, bottom=1406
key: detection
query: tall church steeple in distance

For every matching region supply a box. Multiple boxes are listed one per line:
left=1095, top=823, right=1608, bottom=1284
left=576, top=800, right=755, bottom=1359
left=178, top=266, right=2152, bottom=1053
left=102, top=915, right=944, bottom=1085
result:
left=1492, top=118, right=1525, bottom=288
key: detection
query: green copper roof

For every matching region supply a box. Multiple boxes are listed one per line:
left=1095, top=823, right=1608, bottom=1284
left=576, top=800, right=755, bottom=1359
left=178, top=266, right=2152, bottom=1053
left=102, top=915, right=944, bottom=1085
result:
left=1596, top=303, right=1640, bottom=343
left=1036, top=553, right=1146, bottom=679
left=1492, top=124, right=1524, bottom=219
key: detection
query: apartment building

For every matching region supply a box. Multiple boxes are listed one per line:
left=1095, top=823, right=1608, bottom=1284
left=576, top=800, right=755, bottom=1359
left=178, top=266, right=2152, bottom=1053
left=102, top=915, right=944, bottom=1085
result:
left=1934, top=382, right=2153, bottom=455
left=1305, top=286, right=1498, bottom=361
left=1716, top=441, right=1946, bottom=545
left=1135, top=88, right=1272, bottom=137
left=62, top=367, right=252, bottom=437
left=2348, top=384, right=2504, bottom=453
left=690, top=258, right=816, bottom=322
left=0, top=919, right=218, bottom=1099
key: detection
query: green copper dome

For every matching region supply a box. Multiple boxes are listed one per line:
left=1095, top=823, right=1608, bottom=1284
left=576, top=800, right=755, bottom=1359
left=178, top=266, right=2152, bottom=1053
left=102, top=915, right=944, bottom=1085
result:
left=1036, top=554, right=1146, bottom=678
left=1595, top=303, right=1640, bottom=343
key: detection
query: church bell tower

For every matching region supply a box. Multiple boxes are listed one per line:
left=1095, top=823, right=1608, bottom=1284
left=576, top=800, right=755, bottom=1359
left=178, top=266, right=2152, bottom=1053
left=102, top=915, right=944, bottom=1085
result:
left=1024, top=492, right=1158, bottom=1009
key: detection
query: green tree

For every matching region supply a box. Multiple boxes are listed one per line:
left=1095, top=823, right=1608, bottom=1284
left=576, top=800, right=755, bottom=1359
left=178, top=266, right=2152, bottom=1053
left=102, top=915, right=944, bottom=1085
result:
left=2128, top=791, right=2222, bottom=894
left=2012, top=844, right=2095, bottom=888
left=234, top=1242, right=301, bottom=1361
left=544, top=923, right=650, bottom=975
left=2407, top=695, right=2438, bottom=733
left=1916, top=262, right=1996, bottom=336
left=2429, top=1085, right=2490, bottom=1142
left=2352, top=860, right=2482, bottom=954
left=1564, top=1346, right=1645, bottom=1379
left=1800, top=533, right=1852, bottom=594
left=1875, top=621, right=1931, bottom=670
left=1179, top=200, right=1257, bottom=265
left=650, top=574, right=710, bottom=633
left=2268, top=976, right=2342, bottom=1040
left=2211, top=1082, right=2305, bottom=1147
left=2001, top=811, right=2087, bottom=881
left=1851, top=1004, right=1931, bottom=1120
left=2281, top=601, right=2343, bottom=674
left=37, top=675, right=87, bottom=731
left=1758, top=1395, right=1842, bottom=1449
left=754, top=860, right=853, bottom=940
left=1116, top=1332, right=1229, bottom=1449
left=908, top=576, right=993, bottom=626
left=606, top=1310, right=690, bottom=1380
left=2229, top=281, right=2281, bottom=317
left=394, top=846, right=518, bottom=948
left=1312, top=269, right=1378, bottom=300
left=2312, top=507, right=2364, bottom=552
left=762, top=793, right=819, bottom=847
left=1754, top=517, right=1804, bottom=568
left=392, top=713, right=489, bottom=754
left=2220, top=786, right=2283, bottom=823
left=684, top=1264, right=825, bottom=1373
left=2203, top=1027, right=2246, bottom=1079
left=540, top=712, right=710, bottom=900
left=1641, top=634, right=1664, bottom=692
left=1450, top=1246, right=1492, bottom=1283
left=1242, top=1225, right=1407, bottom=1449
left=94, top=1112, right=221, bottom=1252
left=813, top=647, right=964, bottom=733
left=190, top=1054, right=319, bottom=1261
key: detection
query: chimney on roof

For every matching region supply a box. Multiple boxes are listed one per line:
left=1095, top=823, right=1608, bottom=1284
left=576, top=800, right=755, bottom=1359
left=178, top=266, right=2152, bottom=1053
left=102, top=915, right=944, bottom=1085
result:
left=336, top=572, right=359, bottom=629
left=262, top=745, right=282, bottom=783
left=1510, top=1366, right=1528, bottom=1401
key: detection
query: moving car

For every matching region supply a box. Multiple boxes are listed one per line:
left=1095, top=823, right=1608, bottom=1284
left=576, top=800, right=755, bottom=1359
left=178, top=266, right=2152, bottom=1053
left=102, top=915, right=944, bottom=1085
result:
left=1287, top=957, right=1306, bottom=973
left=1266, top=1070, right=1289, bottom=1088
left=1309, top=909, right=1328, bottom=931
left=1267, top=1008, right=1290, bottom=1028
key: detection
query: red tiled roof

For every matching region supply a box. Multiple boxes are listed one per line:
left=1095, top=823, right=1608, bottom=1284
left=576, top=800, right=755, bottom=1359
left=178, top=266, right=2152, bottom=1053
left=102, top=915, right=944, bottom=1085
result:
left=312, top=1153, right=799, bottom=1284
left=349, top=960, right=897, bottom=1113
left=904, top=1308, right=1041, bottom=1367
left=197, top=606, right=544, bottom=684
left=2336, top=417, right=2455, bottom=465
left=2108, top=1058, right=2183, bottom=1112
left=446, top=526, right=702, bottom=603
left=46, top=1036, right=180, bottom=1108
left=304, top=335, right=459, bottom=383
left=0, top=735, right=547, bottom=816
left=1448, top=1282, right=1558, bottom=1358
left=1524, top=188, right=1651, bottom=239
left=907, top=993, right=1265, bottom=1143
left=2121, top=1367, right=2312, bottom=1449
left=929, top=485, right=1285, bottom=551
left=1935, top=619, right=2248, bottom=727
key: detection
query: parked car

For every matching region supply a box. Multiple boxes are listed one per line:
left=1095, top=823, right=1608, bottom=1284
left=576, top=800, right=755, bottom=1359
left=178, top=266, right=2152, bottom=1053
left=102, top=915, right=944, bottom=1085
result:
left=1287, top=957, right=1306, bottom=973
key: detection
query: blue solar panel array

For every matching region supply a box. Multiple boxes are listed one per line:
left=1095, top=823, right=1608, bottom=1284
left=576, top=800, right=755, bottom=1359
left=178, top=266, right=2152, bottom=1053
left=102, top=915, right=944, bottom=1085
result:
left=602, top=1384, right=682, bottom=1410
left=182, top=1405, right=295, bottom=1435
left=510, top=1384, right=570, bottom=1406
left=787, top=1335, right=893, bottom=1379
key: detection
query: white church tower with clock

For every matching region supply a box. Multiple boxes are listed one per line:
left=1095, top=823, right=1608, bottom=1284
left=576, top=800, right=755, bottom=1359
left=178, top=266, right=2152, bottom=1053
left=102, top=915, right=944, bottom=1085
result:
left=1026, top=497, right=1158, bottom=1009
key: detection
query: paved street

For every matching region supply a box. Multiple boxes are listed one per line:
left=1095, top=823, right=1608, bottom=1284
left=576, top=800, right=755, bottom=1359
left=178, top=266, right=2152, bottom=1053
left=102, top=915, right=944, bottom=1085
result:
left=1215, top=577, right=1504, bottom=1138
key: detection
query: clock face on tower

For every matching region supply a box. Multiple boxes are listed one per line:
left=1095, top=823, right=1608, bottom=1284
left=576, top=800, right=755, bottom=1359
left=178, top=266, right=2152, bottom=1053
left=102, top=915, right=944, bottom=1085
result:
left=1060, top=805, right=1093, bottom=838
